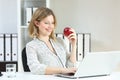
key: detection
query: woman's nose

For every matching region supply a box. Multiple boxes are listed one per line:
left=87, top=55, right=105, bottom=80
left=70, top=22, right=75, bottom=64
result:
left=48, top=23, right=54, bottom=28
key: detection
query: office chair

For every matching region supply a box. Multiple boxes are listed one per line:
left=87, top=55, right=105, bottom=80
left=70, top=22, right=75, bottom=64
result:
left=0, top=72, right=3, bottom=76
left=22, top=47, right=30, bottom=72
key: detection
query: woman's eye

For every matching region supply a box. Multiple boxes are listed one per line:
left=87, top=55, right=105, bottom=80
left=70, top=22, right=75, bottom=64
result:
left=44, top=22, right=54, bottom=25
left=44, top=22, right=49, bottom=24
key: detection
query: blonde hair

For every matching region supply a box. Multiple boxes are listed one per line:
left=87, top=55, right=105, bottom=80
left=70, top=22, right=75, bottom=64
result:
left=28, top=7, right=57, bottom=40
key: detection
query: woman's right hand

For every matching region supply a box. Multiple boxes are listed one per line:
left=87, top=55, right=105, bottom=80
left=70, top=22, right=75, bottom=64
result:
left=61, top=67, right=77, bottom=74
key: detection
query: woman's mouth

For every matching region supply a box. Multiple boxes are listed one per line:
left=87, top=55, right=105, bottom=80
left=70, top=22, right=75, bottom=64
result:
left=46, top=28, right=52, bottom=32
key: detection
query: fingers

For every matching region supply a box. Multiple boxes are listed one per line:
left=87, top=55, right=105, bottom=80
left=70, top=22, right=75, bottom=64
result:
left=61, top=67, right=78, bottom=74
left=68, top=33, right=76, bottom=40
left=67, top=28, right=76, bottom=42
left=67, top=67, right=77, bottom=73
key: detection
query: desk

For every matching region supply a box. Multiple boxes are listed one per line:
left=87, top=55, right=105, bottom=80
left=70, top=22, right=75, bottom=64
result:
left=0, top=72, right=120, bottom=80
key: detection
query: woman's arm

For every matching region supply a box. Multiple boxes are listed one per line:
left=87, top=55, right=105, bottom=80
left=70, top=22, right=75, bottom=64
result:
left=69, top=42, right=76, bottom=63
left=67, top=28, right=77, bottom=63
left=45, top=67, right=76, bottom=75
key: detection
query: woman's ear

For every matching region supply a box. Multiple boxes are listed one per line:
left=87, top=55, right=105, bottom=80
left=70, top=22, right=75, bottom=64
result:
left=34, top=21, right=40, bottom=27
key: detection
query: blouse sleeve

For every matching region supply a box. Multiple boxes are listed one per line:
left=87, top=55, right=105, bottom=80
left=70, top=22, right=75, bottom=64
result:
left=26, top=44, right=47, bottom=75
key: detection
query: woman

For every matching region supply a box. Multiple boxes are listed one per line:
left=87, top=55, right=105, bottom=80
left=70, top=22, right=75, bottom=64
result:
left=26, top=7, right=77, bottom=75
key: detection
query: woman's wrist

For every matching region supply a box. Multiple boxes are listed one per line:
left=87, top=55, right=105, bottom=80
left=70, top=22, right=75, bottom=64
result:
left=59, top=68, right=64, bottom=74
left=59, top=68, right=68, bottom=74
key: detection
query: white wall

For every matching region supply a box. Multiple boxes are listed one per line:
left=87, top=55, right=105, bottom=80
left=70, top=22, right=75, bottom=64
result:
left=50, top=0, right=120, bottom=52
left=0, top=0, right=17, bottom=33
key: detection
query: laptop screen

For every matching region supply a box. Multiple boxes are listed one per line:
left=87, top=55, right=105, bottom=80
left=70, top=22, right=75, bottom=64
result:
left=74, top=51, right=120, bottom=77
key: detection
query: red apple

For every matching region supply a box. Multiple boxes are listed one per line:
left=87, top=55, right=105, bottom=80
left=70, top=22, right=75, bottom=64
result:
left=63, top=27, right=73, bottom=37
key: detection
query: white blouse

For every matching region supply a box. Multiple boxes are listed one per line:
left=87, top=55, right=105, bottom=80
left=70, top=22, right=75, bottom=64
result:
left=26, top=37, right=74, bottom=75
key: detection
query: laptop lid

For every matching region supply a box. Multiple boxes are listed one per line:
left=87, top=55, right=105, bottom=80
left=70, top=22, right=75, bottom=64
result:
left=74, top=51, right=120, bottom=78
left=55, top=51, right=120, bottom=79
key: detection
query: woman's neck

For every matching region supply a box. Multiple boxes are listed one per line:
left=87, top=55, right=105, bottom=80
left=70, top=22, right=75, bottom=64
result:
left=38, top=35, right=50, bottom=43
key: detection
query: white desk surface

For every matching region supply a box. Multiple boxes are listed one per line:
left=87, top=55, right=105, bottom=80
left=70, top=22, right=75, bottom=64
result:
left=0, top=72, right=120, bottom=80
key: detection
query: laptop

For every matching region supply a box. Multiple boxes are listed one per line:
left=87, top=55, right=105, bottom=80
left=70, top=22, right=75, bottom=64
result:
left=55, top=51, right=120, bottom=79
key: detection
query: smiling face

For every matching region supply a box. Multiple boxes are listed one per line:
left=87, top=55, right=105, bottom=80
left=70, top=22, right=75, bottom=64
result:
left=28, top=7, right=57, bottom=40
left=35, top=15, right=55, bottom=37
